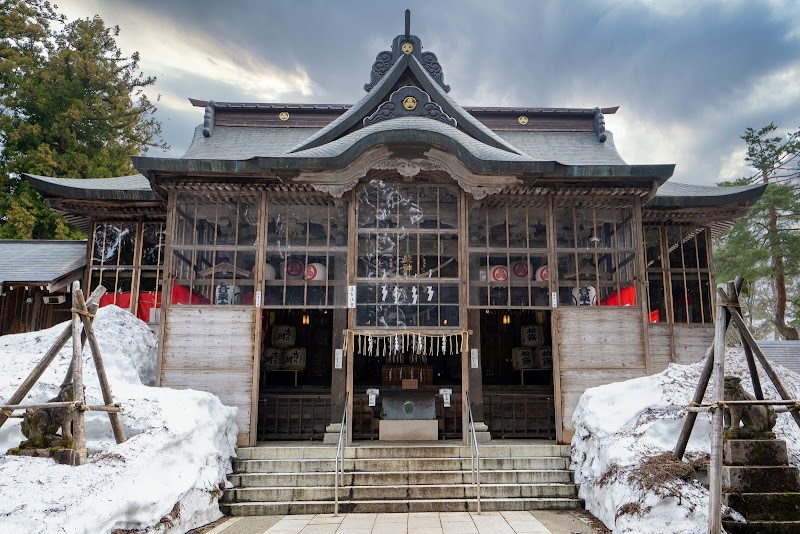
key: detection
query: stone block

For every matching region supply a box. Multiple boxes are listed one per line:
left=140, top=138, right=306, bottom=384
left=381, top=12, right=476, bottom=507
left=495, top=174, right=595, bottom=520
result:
left=724, top=439, right=789, bottom=466
left=725, top=493, right=800, bottom=522
left=723, top=466, right=800, bottom=492
left=379, top=419, right=438, bottom=441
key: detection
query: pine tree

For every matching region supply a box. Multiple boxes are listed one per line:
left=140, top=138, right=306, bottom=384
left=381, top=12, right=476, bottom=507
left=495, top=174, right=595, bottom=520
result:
left=715, top=124, right=800, bottom=339
left=0, top=0, right=167, bottom=239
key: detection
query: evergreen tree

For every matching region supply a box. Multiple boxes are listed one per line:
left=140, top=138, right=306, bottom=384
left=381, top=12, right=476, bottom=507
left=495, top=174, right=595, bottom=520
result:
left=0, top=0, right=167, bottom=239
left=715, top=124, right=800, bottom=339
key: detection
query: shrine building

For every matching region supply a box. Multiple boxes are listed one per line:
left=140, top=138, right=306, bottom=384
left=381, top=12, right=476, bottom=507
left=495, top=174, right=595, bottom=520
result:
left=24, top=18, right=765, bottom=447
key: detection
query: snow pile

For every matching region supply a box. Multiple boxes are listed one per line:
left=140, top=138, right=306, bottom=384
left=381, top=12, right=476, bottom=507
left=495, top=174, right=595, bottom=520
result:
left=0, top=306, right=238, bottom=534
left=571, top=347, right=800, bottom=534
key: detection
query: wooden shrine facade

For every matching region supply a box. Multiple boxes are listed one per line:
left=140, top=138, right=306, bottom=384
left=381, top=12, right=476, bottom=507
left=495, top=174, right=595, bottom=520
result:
left=25, top=23, right=766, bottom=446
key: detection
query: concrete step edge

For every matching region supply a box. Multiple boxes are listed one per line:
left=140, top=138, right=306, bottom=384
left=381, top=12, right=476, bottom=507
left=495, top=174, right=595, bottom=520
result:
left=222, top=497, right=584, bottom=505
left=231, top=468, right=574, bottom=475
left=226, top=483, right=579, bottom=490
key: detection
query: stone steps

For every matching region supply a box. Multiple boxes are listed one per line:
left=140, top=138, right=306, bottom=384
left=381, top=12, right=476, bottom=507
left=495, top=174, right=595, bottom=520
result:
left=223, top=497, right=583, bottom=515
left=722, top=520, right=800, bottom=534
left=722, top=439, right=800, bottom=533
left=223, top=482, right=578, bottom=502
left=229, top=468, right=573, bottom=487
left=725, top=493, right=800, bottom=522
left=233, top=456, right=568, bottom=473
left=221, top=442, right=583, bottom=515
left=235, top=444, right=566, bottom=460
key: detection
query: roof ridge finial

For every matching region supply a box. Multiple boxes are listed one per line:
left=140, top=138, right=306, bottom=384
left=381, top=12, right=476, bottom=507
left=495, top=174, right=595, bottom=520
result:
left=405, top=9, right=410, bottom=37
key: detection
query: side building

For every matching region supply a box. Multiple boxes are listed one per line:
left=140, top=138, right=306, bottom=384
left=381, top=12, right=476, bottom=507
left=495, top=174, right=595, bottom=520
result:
left=26, top=27, right=765, bottom=446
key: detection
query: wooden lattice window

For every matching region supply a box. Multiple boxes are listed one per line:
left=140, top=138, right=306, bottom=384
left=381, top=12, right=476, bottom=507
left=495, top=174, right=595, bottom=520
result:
left=355, top=180, right=460, bottom=328
left=263, top=194, right=348, bottom=308
left=171, top=192, right=259, bottom=306
left=645, top=223, right=713, bottom=323
left=467, top=197, right=550, bottom=309
left=89, top=221, right=137, bottom=304
left=88, top=221, right=166, bottom=322
left=554, top=197, right=638, bottom=307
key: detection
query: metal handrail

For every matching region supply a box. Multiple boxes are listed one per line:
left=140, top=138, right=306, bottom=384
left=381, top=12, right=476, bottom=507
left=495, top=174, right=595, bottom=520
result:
left=334, top=391, right=348, bottom=516
left=466, top=390, right=481, bottom=514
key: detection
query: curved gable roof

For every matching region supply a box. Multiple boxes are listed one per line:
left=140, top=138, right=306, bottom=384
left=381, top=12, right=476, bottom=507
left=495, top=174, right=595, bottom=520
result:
left=289, top=54, right=525, bottom=156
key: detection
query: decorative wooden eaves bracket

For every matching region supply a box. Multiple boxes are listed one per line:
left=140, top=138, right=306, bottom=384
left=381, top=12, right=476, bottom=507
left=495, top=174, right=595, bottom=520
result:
left=292, top=147, right=522, bottom=199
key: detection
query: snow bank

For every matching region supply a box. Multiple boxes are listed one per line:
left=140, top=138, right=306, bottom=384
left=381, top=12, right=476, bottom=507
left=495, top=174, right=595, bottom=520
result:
left=571, top=347, right=800, bottom=534
left=0, top=306, right=238, bottom=534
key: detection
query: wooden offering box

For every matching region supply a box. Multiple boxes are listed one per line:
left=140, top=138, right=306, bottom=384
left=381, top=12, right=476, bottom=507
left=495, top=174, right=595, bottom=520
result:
left=381, top=365, right=433, bottom=387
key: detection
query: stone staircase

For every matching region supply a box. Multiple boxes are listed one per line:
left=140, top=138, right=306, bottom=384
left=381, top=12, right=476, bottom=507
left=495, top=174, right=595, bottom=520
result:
left=221, top=442, right=583, bottom=515
left=722, top=439, right=800, bottom=534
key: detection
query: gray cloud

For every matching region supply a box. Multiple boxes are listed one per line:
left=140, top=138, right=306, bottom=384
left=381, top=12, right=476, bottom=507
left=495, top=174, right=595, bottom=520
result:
left=60, top=0, right=800, bottom=184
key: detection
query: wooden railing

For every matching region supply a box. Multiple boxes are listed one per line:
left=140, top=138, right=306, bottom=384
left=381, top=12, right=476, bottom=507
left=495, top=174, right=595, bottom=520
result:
left=257, top=389, right=554, bottom=441
left=258, top=393, right=331, bottom=441
left=484, top=390, right=555, bottom=439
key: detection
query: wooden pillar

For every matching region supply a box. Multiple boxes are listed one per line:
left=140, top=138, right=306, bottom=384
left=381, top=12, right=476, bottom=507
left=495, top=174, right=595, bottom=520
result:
left=467, top=309, right=484, bottom=421
left=708, top=283, right=727, bottom=534
left=633, top=196, right=652, bottom=375
left=249, top=190, right=267, bottom=446
left=346, top=188, right=357, bottom=446
left=330, top=308, right=348, bottom=422
left=547, top=195, right=564, bottom=443
left=156, top=192, right=177, bottom=387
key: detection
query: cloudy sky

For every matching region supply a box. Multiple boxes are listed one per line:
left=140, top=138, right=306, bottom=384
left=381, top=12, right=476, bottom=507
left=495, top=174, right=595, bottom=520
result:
left=58, top=0, right=800, bottom=186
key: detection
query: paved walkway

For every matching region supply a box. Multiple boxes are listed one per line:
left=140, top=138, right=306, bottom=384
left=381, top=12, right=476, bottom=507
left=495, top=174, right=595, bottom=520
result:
left=200, top=511, right=609, bottom=534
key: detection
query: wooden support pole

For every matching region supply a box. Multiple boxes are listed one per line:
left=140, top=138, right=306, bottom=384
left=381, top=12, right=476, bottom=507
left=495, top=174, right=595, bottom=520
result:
left=708, top=283, right=727, bottom=534
left=75, top=287, right=125, bottom=444
left=673, top=345, right=713, bottom=461
left=722, top=290, right=800, bottom=431
left=730, top=277, right=764, bottom=400
left=674, top=277, right=744, bottom=461
left=0, top=286, right=105, bottom=431
left=1, top=401, right=78, bottom=411
left=70, top=282, right=87, bottom=466
left=84, top=405, right=124, bottom=413
left=741, top=335, right=765, bottom=400
left=0, top=325, right=71, bottom=427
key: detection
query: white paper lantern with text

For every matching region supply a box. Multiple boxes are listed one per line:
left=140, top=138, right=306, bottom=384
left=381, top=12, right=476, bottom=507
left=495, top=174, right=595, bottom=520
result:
left=571, top=285, right=597, bottom=306
left=305, top=262, right=327, bottom=281
left=280, top=259, right=305, bottom=280
left=511, top=261, right=532, bottom=280
left=214, top=283, right=241, bottom=305
left=489, top=265, right=509, bottom=282
left=264, top=263, right=276, bottom=280
left=535, top=265, right=549, bottom=281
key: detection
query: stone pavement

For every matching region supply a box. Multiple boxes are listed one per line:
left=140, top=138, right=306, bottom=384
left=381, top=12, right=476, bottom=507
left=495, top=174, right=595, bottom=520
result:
left=198, top=511, right=610, bottom=534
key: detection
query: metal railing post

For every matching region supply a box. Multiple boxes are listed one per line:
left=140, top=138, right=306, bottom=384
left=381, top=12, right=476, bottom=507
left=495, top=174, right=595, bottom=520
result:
left=334, top=391, right=349, bottom=516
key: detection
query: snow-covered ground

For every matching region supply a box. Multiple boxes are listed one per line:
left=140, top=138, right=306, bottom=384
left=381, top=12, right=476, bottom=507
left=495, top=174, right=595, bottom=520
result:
left=0, top=306, right=238, bottom=534
left=571, top=347, right=800, bottom=534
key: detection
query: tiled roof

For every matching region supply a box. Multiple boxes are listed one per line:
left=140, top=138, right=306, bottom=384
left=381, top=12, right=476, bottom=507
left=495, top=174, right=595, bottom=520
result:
left=23, top=174, right=159, bottom=201
left=181, top=125, right=316, bottom=160
left=495, top=131, right=627, bottom=166
left=648, top=181, right=767, bottom=208
left=288, top=116, right=533, bottom=162
left=0, top=240, right=86, bottom=285
left=181, top=121, right=628, bottom=167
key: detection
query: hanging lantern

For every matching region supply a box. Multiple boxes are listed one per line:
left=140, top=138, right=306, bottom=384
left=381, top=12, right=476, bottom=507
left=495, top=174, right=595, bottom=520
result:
left=571, top=285, right=597, bottom=306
